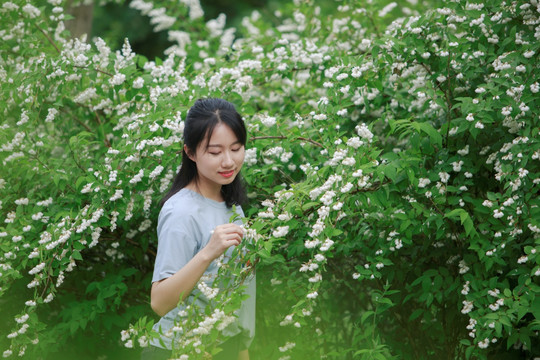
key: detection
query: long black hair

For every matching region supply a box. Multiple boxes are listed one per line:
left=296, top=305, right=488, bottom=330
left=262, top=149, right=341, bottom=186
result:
left=160, top=98, right=248, bottom=208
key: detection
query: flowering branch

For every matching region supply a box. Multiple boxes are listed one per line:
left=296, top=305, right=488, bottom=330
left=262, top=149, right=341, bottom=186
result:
left=250, top=135, right=324, bottom=148
left=35, top=24, right=60, bottom=53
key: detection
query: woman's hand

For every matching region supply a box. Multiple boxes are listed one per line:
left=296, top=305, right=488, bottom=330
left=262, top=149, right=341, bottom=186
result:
left=151, top=223, right=243, bottom=316
left=202, top=223, right=244, bottom=261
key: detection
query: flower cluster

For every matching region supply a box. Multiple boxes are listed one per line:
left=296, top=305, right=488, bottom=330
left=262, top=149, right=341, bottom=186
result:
left=1, top=0, right=538, bottom=358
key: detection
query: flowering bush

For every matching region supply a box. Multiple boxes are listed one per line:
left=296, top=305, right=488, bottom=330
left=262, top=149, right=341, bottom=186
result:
left=1, top=0, right=539, bottom=359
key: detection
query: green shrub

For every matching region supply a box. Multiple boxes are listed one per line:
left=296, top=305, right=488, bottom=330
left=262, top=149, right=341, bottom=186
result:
left=0, top=0, right=538, bottom=359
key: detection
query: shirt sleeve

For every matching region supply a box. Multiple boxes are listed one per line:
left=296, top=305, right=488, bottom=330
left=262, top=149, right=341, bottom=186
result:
left=152, top=206, right=200, bottom=283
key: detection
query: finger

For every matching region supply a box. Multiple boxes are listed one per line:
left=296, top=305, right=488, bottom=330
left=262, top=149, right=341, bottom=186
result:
left=222, top=232, right=242, bottom=243
left=223, top=232, right=242, bottom=242
left=219, top=223, right=244, bottom=231
left=218, top=225, right=244, bottom=237
left=224, top=238, right=240, bottom=248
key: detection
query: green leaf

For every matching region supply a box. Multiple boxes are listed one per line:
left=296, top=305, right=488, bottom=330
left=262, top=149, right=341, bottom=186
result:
left=417, top=122, right=442, bottom=148
left=409, top=309, right=423, bottom=321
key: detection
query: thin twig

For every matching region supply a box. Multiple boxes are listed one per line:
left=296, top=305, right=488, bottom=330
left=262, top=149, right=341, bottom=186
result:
left=126, top=238, right=156, bottom=257
left=250, top=135, right=324, bottom=148
left=68, top=141, right=87, bottom=172
left=73, top=116, right=93, bottom=133
left=73, top=65, right=114, bottom=77
left=94, top=111, right=111, bottom=147
left=35, top=24, right=61, bottom=53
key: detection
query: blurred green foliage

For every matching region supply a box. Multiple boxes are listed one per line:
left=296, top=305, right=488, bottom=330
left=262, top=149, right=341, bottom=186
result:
left=91, top=0, right=282, bottom=59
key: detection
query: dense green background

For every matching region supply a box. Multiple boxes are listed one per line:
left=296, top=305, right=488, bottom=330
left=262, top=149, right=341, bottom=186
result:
left=1, top=0, right=538, bottom=359
left=92, top=0, right=279, bottom=59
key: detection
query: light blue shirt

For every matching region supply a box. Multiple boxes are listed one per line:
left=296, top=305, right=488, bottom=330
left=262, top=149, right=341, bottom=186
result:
left=151, top=188, right=255, bottom=350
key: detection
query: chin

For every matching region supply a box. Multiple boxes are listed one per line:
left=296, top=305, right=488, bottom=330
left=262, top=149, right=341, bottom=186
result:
left=222, top=176, right=237, bottom=184
left=214, top=176, right=235, bottom=185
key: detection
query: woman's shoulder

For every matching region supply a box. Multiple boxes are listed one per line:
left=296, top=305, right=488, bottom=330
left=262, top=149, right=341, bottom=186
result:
left=160, top=189, right=204, bottom=217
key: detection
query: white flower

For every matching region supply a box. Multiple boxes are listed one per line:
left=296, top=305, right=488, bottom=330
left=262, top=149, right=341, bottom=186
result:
left=307, top=291, right=318, bottom=299
left=133, top=77, right=144, bottom=89
left=74, top=87, right=98, bottom=104
left=378, top=2, right=397, bottom=17
left=138, top=336, right=148, bottom=347
left=130, top=169, right=144, bottom=184
left=273, top=226, right=290, bottom=238
left=418, top=178, right=431, bottom=188
left=461, top=300, right=473, bottom=314
left=475, top=87, right=486, bottom=94
left=478, top=338, right=489, bottom=349
left=260, top=114, right=276, bottom=127
left=501, top=106, right=512, bottom=116
left=43, top=108, right=58, bottom=122
left=44, top=293, right=54, bottom=303
left=320, top=190, right=336, bottom=205
left=438, top=172, right=450, bottom=183
left=518, top=168, right=529, bottom=178
left=482, top=200, right=493, bottom=208
left=320, top=238, right=334, bottom=251
left=149, top=165, right=164, bottom=179
left=109, top=73, right=126, bottom=86
left=356, top=123, right=373, bottom=142
left=340, top=183, right=353, bottom=193
left=22, top=4, right=41, bottom=18
left=32, top=212, right=43, bottom=221
left=15, top=314, right=29, bottom=324
left=109, top=189, right=124, bottom=202
left=277, top=212, right=292, bottom=221
left=15, top=198, right=29, bottom=205
left=314, top=254, right=326, bottom=262
left=459, top=260, right=469, bottom=274
left=81, top=182, right=93, bottom=193
left=452, top=161, right=463, bottom=172
left=346, top=137, right=363, bottom=149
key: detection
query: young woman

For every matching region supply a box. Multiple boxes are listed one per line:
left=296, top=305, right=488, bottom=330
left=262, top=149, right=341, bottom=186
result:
left=142, top=98, right=255, bottom=360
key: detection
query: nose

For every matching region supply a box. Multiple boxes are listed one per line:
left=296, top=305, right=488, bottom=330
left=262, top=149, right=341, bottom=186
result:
left=222, top=151, right=234, bottom=168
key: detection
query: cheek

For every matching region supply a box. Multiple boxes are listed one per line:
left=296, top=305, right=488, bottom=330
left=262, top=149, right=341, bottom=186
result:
left=237, top=150, right=246, bottom=164
left=199, top=154, right=219, bottom=167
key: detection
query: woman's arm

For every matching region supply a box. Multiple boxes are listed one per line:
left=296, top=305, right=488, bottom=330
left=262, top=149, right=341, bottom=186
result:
left=151, top=223, right=243, bottom=317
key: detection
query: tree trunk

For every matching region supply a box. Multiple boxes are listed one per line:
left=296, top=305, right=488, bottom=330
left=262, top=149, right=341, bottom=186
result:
left=65, top=0, right=94, bottom=40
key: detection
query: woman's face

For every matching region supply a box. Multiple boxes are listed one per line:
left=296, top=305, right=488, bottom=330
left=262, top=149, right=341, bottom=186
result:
left=187, top=122, right=245, bottom=190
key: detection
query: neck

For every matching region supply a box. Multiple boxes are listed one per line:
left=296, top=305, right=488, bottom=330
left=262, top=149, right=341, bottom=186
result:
left=187, top=180, right=223, bottom=202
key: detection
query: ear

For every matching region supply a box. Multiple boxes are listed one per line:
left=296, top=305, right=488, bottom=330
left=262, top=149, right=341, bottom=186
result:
left=184, top=144, right=196, bottom=162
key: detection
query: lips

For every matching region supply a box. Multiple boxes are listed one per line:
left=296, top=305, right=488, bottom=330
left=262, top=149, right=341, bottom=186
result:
left=219, top=170, right=235, bottom=178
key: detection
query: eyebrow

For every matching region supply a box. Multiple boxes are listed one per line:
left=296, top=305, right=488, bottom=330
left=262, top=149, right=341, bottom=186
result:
left=206, top=141, right=242, bottom=148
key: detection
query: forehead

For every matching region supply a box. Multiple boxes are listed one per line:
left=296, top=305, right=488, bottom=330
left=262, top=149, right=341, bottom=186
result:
left=203, top=123, right=240, bottom=147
